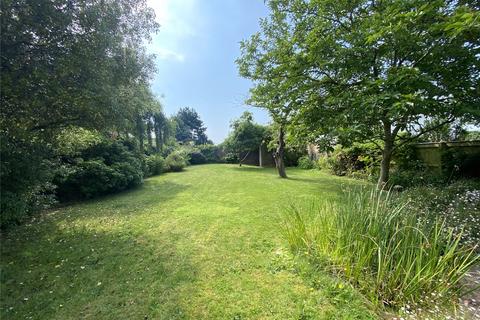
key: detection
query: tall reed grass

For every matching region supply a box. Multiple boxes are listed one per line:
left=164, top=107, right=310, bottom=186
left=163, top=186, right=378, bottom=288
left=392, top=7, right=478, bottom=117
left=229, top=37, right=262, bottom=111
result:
left=281, top=187, right=479, bottom=309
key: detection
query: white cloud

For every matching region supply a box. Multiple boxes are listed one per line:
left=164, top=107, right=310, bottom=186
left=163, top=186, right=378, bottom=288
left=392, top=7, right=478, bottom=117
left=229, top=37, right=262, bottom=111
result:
left=146, top=0, right=201, bottom=62
left=147, top=0, right=198, bottom=37
left=152, top=46, right=185, bottom=62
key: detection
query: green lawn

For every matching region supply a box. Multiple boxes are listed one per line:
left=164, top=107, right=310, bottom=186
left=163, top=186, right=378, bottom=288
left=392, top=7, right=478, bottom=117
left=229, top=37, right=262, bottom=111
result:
left=1, top=164, right=376, bottom=319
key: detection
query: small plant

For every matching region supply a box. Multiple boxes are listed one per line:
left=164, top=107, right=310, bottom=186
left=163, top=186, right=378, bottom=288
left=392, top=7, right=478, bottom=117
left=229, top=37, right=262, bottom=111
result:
left=401, top=179, right=480, bottom=250
left=165, top=151, right=187, bottom=172
left=281, top=187, right=479, bottom=312
left=297, top=155, right=316, bottom=169
left=144, top=154, right=165, bottom=177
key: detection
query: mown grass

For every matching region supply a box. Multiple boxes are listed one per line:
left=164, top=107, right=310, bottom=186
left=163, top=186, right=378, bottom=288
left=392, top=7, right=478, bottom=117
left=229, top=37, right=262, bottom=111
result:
left=1, top=164, right=376, bottom=319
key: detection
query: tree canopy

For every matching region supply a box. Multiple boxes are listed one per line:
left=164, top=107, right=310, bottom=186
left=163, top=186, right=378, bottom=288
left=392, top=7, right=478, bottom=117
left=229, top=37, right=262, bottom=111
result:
left=173, top=107, right=210, bottom=145
left=223, top=112, right=267, bottom=164
left=0, top=0, right=160, bottom=225
left=237, top=0, right=480, bottom=187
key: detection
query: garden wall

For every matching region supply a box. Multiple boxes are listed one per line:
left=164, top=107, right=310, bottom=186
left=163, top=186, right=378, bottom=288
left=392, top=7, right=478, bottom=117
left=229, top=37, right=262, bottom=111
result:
left=415, top=141, right=480, bottom=177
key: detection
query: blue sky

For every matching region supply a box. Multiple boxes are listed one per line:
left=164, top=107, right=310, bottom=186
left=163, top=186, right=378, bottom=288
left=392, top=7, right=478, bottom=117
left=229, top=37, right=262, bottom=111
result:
left=146, top=0, right=271, bottom=143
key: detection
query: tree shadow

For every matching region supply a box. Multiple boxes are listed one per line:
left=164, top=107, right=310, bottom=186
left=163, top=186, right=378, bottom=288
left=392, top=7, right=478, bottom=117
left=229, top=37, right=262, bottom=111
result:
left=1, top=222, right=196, bottom=319
left=48, top=180, right=190, bottom=222
left=231, top=166, right=276, bottom=173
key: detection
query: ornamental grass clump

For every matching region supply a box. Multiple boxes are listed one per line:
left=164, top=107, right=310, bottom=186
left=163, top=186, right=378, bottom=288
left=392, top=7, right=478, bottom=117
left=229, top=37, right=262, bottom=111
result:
left=281, top=187, right=479, bottom=310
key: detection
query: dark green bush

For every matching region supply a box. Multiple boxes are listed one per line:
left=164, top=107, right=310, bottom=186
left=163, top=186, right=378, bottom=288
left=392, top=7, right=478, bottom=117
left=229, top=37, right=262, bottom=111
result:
left=188, top=151, right=207, bottom=165
left=165, top=151, right=187, bottom=172
left=387, top=168, right=446, bottom=188
left=145, top=154, right=165, bottom=176
left=56, top=139, right=143, bottom=200
left=392, top=142, right=423, bottom=172
left=1, top=134, right=56, bottom=228
left=284, top=147, right=306, bottom=166
left=198, top=144, right=224, bottom=163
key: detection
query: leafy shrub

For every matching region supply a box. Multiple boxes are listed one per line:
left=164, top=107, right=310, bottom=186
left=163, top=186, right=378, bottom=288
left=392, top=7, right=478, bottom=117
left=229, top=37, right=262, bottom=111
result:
left=224, top=152, right=238, bottom=164
left=165, top=151, right=187, bottom=172
left=144, top=154, right=165, bottom=177
left=283, top=147, right=305, bottom=166
left=188, top=151, right=207, bottom=165
left=319, top=152, right=347, bottom=175
left=387, top=168, right=446, bottom=188
left=198, top=144, right=224, bottom=163
left=297, top=155, right=316, bottom=169
left=56, top=139, right=143, bottom=200
left=281, top=187, right=479, bottom=311
left=317, top=143, right=381, bottom=178
left=391, top=142, right=423, bottom=172
left=1, top=134, right=56, bottom=228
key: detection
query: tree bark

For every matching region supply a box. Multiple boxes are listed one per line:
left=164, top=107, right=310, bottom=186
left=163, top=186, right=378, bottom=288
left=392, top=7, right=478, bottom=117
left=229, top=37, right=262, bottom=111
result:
left=153, top=115, right=162, bottom=153
left=146, top=118, right=153, bottom=151
left=378, top=141, right=393, bottom=189
left=136, top=115, right=144, bottom=153
left=274, top=125, right=287, bottom=178
left=377, top=120, right=393, bottom=189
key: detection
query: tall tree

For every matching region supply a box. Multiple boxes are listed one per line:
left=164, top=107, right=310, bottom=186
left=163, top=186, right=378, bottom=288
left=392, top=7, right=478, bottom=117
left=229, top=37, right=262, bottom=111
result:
left=0, top=0, right=159, bottom=222
left=173, top=107, right=209, bottom=145
left=153, top=109, right=174, bottom=152
left=223, top=112, right=267, bottom=166
left=238, top=0, right=480, bottom=188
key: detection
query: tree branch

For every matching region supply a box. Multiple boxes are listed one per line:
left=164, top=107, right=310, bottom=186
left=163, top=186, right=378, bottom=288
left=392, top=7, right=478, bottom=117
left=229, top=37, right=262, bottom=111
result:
left=393, top=116, right=456, bottom=150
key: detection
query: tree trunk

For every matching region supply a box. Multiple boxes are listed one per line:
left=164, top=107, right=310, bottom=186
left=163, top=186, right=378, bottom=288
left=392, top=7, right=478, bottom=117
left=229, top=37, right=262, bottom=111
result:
left=136, top=116, right=144, bottom=153
left=153, top=116, right=162, bottom=153
left=274, top=125, right=287, bottom=178
left=377, top=142, right=393, bottom=189
left=377, top=120, right=394, bottom=189
left=146, top=118, right=153, bottom=151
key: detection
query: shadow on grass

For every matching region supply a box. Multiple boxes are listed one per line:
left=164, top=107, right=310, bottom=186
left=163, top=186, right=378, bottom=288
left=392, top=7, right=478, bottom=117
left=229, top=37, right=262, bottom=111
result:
left=230, top=166, right=276, bottom=174
left=1, top=222, right=196, bottom=319
left=48, top=180, right=190, bottom=222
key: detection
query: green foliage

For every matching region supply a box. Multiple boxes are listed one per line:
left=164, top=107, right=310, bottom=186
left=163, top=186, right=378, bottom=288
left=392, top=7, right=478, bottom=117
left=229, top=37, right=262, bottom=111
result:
left=0, top=133, right=56, bottom=228
left=165, top=151, right=188, bottom=172
left=1, top=0, right=158, bottom=133
left=223, top=112, right=267, bottom=158
left=317, top=144, right=381, bottom=179
left=441, top=147, right=480, bottom=179
left=387, top=168, right=446, bottom=189
left=238, top=0, right=480, bottom=186
left=391, top=142, right=423, bottom=172
left=400, top=179, right=480, bottom=250
left=281, top=187, right=479, bottom=311
left=197, top=144, right=224, bottom=163
left=169, top=144, right=221, bottom=165
left=188, top=151, right=207, bottom=165
left=463, top=130, right=480, bottom=141
left=297, top=156, right=316, bottom=170
left=173, top=107, right=209, bottom=145
left=144, top=154, right=165, bottom=177
left=0, top=0, right=159, bottom=223
left=56, top=139, right=143, bottom=200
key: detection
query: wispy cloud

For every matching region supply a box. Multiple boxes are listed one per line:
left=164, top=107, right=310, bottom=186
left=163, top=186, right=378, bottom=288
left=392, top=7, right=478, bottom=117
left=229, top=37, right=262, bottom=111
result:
left=146, top=0, right=202, bottom=62
left=152, top=47, right=185, bottom=62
